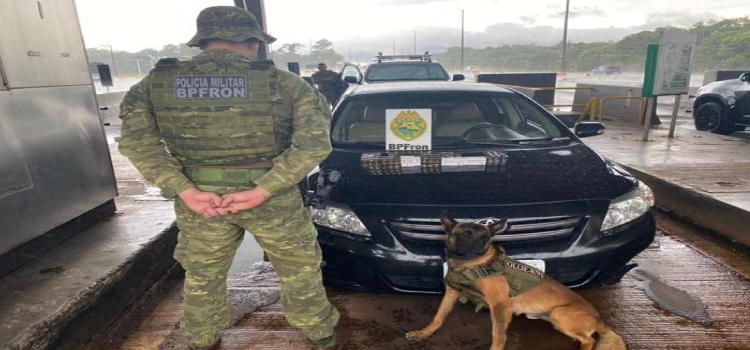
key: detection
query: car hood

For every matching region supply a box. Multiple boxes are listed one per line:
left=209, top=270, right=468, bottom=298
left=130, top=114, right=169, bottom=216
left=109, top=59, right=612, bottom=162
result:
left=698, top=79, right=744, bottom=95
left=321, top=142, right=636, bottom=206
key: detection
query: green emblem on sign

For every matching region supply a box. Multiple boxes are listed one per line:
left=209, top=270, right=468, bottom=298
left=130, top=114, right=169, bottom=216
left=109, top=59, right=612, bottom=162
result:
left=390, top=110, right=428, bottom=142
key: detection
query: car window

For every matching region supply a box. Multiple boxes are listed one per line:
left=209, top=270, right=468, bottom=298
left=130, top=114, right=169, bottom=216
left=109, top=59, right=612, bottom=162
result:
left=365, top=63, right=449, bottom=82
left=332, top=92, right=566, bottom=145
left=341, top=65, right=361, bottom=80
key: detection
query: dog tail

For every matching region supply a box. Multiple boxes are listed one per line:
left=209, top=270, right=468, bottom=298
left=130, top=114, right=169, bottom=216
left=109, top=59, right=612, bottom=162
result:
left=594, top=321, right=627, bottom=350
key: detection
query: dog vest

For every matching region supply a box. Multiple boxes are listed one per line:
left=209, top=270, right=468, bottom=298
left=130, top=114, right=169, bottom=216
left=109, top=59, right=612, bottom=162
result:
left=444, top=250, right=545, bottom=312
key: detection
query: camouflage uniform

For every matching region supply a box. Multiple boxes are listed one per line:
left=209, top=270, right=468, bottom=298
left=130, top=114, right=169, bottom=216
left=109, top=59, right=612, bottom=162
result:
left=311, top=69, right=340, bottom=105
left=118, top=6, right=340, bottom=350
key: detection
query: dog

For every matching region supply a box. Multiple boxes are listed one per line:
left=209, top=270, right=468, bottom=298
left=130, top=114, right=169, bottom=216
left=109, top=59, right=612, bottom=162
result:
left=405, top=213, right=627, bottom=350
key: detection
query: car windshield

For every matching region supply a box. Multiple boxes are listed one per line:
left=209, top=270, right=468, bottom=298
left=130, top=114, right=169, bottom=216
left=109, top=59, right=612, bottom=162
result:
left=332, top=91, right=569, bottom=147
left=365, top=63, right=449, bottom=82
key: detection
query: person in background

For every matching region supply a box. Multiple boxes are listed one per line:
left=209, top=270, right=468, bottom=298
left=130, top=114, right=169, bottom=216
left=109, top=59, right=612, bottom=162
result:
left=312, top=63, right=340, bottom=105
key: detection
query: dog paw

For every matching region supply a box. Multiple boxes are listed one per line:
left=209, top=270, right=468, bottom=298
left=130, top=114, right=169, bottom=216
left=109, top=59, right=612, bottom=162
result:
left=405, top=330, right=431, bottom=340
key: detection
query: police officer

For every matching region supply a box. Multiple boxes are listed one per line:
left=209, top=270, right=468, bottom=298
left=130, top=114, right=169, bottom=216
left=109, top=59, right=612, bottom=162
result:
left=118, top=6, right=343, bottom=350
left=311, top=63, right=340, bottom=105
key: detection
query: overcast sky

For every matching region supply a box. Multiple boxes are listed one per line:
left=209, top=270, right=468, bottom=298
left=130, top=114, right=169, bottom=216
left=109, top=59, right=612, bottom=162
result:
left=75, top=0, right=750, bottom=53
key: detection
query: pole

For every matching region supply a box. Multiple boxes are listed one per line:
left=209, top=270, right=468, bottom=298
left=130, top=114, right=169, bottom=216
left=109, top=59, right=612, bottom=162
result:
left=561, top=0, right=570, bottom=72
left=413, top=31, right=417, bottom=54
left=668, top=94, right=682, bottom=138
left=641, top=96, right=655, bottom=141
left=235, top=0, right=268, bottom=59
left=460, top=10, right=465, bottom=71
left=105, top=45, right=118, bottom=77
left=393, top=38, right=396, bottom=56
left=135, top=59, right=142, bottom=75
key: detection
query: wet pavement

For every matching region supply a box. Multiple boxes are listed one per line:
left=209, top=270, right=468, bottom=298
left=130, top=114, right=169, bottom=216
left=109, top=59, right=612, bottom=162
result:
left=581, top=115, right=750, bottom=248
left=85, top=211, right=750, bottom=350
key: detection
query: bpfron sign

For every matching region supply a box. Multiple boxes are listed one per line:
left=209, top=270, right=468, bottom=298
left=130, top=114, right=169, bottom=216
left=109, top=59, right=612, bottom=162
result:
left=386, top=109, right=432, bottom=151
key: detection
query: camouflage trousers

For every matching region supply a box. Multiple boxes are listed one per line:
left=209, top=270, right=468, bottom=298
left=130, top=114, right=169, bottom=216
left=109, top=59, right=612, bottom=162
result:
left=173, top=185, right=340, bottom=347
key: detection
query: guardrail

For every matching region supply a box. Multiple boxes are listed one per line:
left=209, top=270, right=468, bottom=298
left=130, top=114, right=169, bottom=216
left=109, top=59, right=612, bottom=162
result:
left=516, top=86, right=647, bottom=125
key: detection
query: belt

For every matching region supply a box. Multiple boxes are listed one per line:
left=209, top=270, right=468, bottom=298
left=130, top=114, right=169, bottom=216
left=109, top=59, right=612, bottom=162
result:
left=183, top=166, right=270, bottom=187
left=183, top=161, right=274, bottom=169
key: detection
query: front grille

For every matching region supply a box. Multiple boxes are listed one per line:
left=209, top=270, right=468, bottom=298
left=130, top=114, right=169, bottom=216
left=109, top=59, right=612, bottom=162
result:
left=388, top=216, right=583, bottom=242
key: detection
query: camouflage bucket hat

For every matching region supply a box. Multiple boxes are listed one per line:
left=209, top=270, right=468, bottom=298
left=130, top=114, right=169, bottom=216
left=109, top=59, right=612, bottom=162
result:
left=187, top=6, right=276, bottom=47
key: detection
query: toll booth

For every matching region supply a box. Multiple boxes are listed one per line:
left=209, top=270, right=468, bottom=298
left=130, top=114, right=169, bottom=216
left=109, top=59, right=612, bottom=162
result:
left=0, top=0, right=117, bottom=260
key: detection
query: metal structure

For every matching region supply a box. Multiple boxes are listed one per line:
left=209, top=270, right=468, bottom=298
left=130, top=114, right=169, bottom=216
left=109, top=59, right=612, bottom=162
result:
left=561, top=0, right=571, bottom=72
left=460, top=10, right=465, bottom=71
left=0, top=0, right=117, bottom=256
left=374, top=53, right=432, bottom=63
left=234, top=0, right=269, bottom=59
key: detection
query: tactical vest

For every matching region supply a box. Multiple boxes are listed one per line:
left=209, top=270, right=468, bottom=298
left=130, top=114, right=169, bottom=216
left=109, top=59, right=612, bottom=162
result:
left=445, top=250, right=545, bottom=312
left=149, top=58, right=293, bottom=169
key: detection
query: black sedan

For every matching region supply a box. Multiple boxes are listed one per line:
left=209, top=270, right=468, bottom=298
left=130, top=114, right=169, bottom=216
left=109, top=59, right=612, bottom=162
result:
left=308, top=82, right=656, bottom=293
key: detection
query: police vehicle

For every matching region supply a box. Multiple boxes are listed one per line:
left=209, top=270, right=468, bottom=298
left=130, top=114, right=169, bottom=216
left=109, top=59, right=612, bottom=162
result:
left=341, top=53, right=465, bottom=85
left=307, top=81, right=656, bottom=293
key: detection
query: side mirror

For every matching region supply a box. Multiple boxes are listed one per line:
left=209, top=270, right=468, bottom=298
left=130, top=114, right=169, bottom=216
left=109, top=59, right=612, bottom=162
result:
left=452, top=74, right=465, bottom=82
left=343, top=76, right=359, bottom=84
left=740, top=72, right=750, bottom=83
left=574, top=122, right=605, bottom=138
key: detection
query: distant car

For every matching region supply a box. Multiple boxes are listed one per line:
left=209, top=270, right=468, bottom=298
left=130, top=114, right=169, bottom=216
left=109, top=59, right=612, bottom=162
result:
left=307, top=81, right=656, bottom=293
left=692, top=72, right=750, bottom=135
left=351, top=53, right=464, bottom=84
left=591, top=65, right=622, bottom=75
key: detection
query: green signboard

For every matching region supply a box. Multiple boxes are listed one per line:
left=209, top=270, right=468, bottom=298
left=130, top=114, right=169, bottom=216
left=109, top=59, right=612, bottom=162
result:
left=642, top=44, right=659, bottom=98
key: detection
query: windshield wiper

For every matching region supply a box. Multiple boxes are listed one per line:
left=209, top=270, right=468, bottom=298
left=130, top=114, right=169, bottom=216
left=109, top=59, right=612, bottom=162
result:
left=435, top=140, right=525, bottom=148
left=510, top=137, right=571, bottom=145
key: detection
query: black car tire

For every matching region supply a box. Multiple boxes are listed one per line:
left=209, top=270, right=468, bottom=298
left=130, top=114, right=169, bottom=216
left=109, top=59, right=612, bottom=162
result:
left=694, top=102, right=734, bottom=135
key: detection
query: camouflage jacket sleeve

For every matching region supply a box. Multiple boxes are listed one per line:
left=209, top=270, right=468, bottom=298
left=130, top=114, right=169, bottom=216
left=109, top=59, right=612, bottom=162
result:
left=117, top=75, right=195, bottom=196
left=253, top=70, right=333, bottom=195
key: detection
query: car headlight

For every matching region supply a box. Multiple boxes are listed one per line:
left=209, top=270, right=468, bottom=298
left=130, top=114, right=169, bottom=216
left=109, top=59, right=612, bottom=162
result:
left=311, top=204, right=371, bottom=237
left=601, top=181, right=655, bottom=232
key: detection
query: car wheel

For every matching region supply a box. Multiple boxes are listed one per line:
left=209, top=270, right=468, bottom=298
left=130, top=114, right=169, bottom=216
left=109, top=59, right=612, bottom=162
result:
left=694, top=102, right=734, bottom=135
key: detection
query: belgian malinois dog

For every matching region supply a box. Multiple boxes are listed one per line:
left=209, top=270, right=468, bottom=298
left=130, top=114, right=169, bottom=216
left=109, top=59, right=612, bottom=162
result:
left=405, top=213, right=627, bottom=350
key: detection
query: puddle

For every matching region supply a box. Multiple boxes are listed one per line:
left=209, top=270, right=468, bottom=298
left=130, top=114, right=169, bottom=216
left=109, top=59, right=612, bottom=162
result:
left=630, top=268, right=712, bottom=325
left=229, top=288, right=280, bottom=326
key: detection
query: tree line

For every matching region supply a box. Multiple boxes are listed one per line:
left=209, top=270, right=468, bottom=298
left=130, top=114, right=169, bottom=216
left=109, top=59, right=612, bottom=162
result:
left=435, top=17, right=750, bottom=72
left=87, top=17, right=750, bottom=76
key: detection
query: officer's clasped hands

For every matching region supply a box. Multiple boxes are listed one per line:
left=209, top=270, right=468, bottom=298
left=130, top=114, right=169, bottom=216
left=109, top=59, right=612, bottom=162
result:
left=220, top=187, right=273, bottom=215
left=178, top=187, right=273, bottom=219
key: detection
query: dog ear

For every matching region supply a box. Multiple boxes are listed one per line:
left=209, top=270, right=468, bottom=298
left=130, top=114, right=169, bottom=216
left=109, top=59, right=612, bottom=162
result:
left=440, top=211, right=458, bottom=233
left=488, top=218, right=509, bottom=235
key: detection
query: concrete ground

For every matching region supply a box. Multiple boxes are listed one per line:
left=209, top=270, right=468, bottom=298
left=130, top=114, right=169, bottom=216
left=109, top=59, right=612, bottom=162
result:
left=0, top=119, right=177, bottom=349
left=85, top=211, right=750, bottom=350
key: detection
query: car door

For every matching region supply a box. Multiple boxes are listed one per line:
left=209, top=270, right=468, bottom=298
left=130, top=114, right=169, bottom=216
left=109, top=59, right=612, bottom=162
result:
left=334, top=63, right=363, bottom=103
left=339, top=63, right=363, bottom=85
